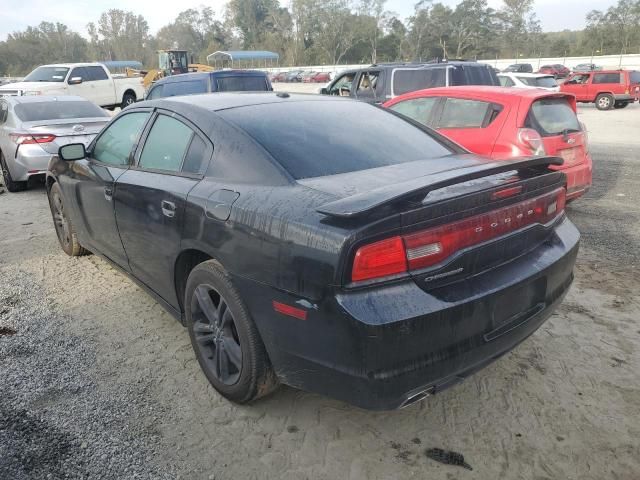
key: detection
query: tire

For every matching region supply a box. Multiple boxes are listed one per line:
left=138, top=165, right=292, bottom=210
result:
left=614, top=101, right=630, bottom=109
left=0, top=151, right=27, bottom=192
left=121, top=92, right=136, bottom=109
left=595, top=94, right=614, bottom=111
left=47, top=182, right=88, bottom=256
left=185, top=260, right=278, bottom=404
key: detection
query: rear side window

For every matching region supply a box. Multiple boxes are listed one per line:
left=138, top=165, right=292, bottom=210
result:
left=93, top=112, right=150, bottom=166
left=593, top=73, right=621, bottom=84
left=219, top=100, right=454, bottom=179
left=139, top=115, right=193, bottom=172
left=450, top=65, right=499, bottom=87
left=182, top=135, right=209, bottom=174
left=525, top=98, right=580, bottom=137
left=14, top=101, right=109, bottom=121
left=388, top=97, right=439, bottom=127
left=215, top=76, right=268, bottom=92
left=393, top=68, right=446, bottom=95
left=161, top=80, right=208, bottom=98
left=629, top=71, right=640, bottom=84
left=85, top=66, right=109, bottom=81
left=438, top=98, right=493, bottom=128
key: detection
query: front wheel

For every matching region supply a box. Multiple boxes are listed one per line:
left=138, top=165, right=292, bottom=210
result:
left=186, top=260, right=278, bottom=404
left=48, top=182, right=88, bottom=256
left=1, top=151, right=27, bottom=192
left=595, top=94, right=614, bottom=111
left=121, top=92, right=136, bottom=109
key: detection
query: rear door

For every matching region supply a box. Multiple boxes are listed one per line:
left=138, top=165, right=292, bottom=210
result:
left=433, top=97, right=506, bottom=156
left=630, top=71, right=640, bottom=100
left=589, top=72, right=622, bottom=99
left=113, top=111, right=213, bottom=307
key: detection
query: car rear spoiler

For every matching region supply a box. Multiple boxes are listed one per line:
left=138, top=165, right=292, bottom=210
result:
left=316, top=156, right=563, bottom=219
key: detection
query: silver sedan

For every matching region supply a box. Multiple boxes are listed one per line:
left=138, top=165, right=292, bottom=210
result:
left=0, top=95, right=110, bottom=192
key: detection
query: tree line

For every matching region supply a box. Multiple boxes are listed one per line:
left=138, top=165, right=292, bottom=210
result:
left=1, top=0, right=640, bottom=75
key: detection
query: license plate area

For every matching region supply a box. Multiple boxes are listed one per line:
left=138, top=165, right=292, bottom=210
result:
left=485, top=278, right=546, bottom=342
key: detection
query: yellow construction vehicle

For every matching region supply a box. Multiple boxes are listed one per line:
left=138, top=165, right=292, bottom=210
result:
left=126, top=50, right=215, bottom=89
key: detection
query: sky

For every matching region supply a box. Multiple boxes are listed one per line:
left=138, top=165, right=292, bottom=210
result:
left=0, top=0, right=619, bottom=41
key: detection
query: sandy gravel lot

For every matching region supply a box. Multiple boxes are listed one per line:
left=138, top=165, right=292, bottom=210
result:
left=1, top=103, right=639, bottom=480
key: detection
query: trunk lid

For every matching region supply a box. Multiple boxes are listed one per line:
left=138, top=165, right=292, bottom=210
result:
left=22, top=118, right=109, bottom=154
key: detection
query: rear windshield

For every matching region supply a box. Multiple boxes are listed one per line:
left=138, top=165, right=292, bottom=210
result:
left=220, top=100, right=454, bottom=179
left=215, top=76, right=268, bottom=92
left=393, top=68, right=446, bottom=95
left=517, top=76, right=557, bottom=88
left=23, top=66, right=69, bottom=83
left=14, top=101, right=109, bottom=121
left=161, top=79, right=208, bottom=98
left=525, top=98, right=580, bottom=137
left=450, top=65, right=499, bottom=86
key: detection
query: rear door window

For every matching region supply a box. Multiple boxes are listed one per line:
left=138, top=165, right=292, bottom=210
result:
left=215, top=76, right=268, bottom=92
left=393, top=68, right=446, bottom=95
left=162, top=80, right=208, bottom=98
left=388, top=97, right=439, bottom=127
left=438, top=98, right=494, bottom=128
left=355, top=71, right=382, bottom=98
left=138, top=115, right=194, bottom=172
left=525, top=97, right=581, bottom=137
left=593, top=73, right=621, bottom=84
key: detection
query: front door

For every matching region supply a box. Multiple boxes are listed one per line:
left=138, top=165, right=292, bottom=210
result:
left=69, top=111, right=151, bottom=267
left=563, top=73, right=591, bottom=101
left=114, top=112, right=212, bottom=307
left=354, top=71, right=383, bottom=104
left=85, top=65, right=114, bottom=107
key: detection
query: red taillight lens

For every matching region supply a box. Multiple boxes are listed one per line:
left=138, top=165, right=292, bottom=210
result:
left=351, top=188, right=566, bottom=283
left=10, top=133, right=56, bottom=145
left=518, top=128, right=546, bottom=156
left=351, top=236, right=407, bottom=282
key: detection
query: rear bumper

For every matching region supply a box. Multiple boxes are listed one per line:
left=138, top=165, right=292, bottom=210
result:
left=6, top=144, right=50, bottom=181
left=238, top=217, right=579, bottom=410
left=561, top=153, right=592, bottom=201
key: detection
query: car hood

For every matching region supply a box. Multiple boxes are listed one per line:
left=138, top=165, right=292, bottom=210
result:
left=297, top=154, right=488, bottom=199
left=0, top=81, right=65, bottom=92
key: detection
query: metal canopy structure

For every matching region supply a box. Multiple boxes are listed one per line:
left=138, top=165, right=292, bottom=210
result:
left=206, top=51, right=279, bottom=69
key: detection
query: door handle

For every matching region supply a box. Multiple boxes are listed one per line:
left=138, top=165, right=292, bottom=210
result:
left=104, top=186, right=113, bottom=201
left=161, top=200, right=176, bottom=218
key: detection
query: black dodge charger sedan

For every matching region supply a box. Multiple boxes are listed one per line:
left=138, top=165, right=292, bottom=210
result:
left=47, top=93, right=579, bottom=410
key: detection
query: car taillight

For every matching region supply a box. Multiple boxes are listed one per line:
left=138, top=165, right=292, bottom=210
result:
left=518, top=128, right=546, bottom=156
left=350, top=188, right=566, bottom=283
left=9, top=133, right=56, bottom=145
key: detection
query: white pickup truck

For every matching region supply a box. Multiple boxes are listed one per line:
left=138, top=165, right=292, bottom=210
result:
left=0, top=63, right=145, bottom=109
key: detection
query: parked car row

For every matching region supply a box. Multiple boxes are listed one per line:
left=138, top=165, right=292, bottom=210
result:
left=500, top=63, right=604, bottom=78
left=270, top=70, right=333, bottom=83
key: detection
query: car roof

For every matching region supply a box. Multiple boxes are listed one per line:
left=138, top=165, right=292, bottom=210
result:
left=155, top=70, right=267, bottom=85
left=390, top=86, right=570, bottom=103
left=3, top=95, right=90, bottom=105
left=139, top=91, right=344, bottom=111
left=36, top=63, right=101, bottom=68
left=499, top=73, right=554, bottom=78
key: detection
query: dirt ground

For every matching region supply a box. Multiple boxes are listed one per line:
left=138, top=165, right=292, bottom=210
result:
left=1, top=104, right=639, bottom=480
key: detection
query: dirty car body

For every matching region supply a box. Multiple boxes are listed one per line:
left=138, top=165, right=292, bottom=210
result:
left=47, top=93, right=579, bottom=410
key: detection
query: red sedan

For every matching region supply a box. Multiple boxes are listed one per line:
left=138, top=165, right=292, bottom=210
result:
left=304, top=72, right=331, bottom=83
left=383, top=86, right=592, bottom=201
left=539, top=64, right=570, bottom=78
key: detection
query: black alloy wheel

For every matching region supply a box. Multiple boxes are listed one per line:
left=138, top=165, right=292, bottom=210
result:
left=191, top=284, right=243, bottom=385
left=47, top=182, right=87, bottom=256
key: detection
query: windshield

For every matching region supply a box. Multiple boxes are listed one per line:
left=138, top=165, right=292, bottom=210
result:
left=220, top=100, right=454, bottom=179
left=23, top=66, right=70, bottom=83
left=525, top=97, right=580, bottom=137
left=14, top=101, right=109, bottom=122
left=517, top=76, right=557, bottom=88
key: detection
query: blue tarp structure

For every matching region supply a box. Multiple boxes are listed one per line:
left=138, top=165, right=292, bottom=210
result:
left=100, top=60, right=144, bottom=72
left=206, top=51, right=279, bottom=68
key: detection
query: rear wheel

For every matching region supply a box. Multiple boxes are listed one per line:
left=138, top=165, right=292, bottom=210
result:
left=614, top=101, right=630, bottom=109
left=0, top=151, right=27, bottom=192
left=121, top=92, right=136, bottom=109
left=186, top=260, right=278, bottom=404
left=595, top=94, right=614, bottom=111
left=48, top=182, right=88, bottom=256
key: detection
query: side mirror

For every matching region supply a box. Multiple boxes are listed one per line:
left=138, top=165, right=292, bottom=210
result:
left=68, top=77, right=83, bottom=85
left=320, top=87, right=329, bottom=95
left=58, top=143, right=86, bottom=161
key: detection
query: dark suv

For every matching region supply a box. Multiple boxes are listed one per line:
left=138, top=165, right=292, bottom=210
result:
left=320, top=61, right=499, bottom=104
left=503, top=64, right=534, bottom=73
left=145, top=70, right=272, bottom=100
